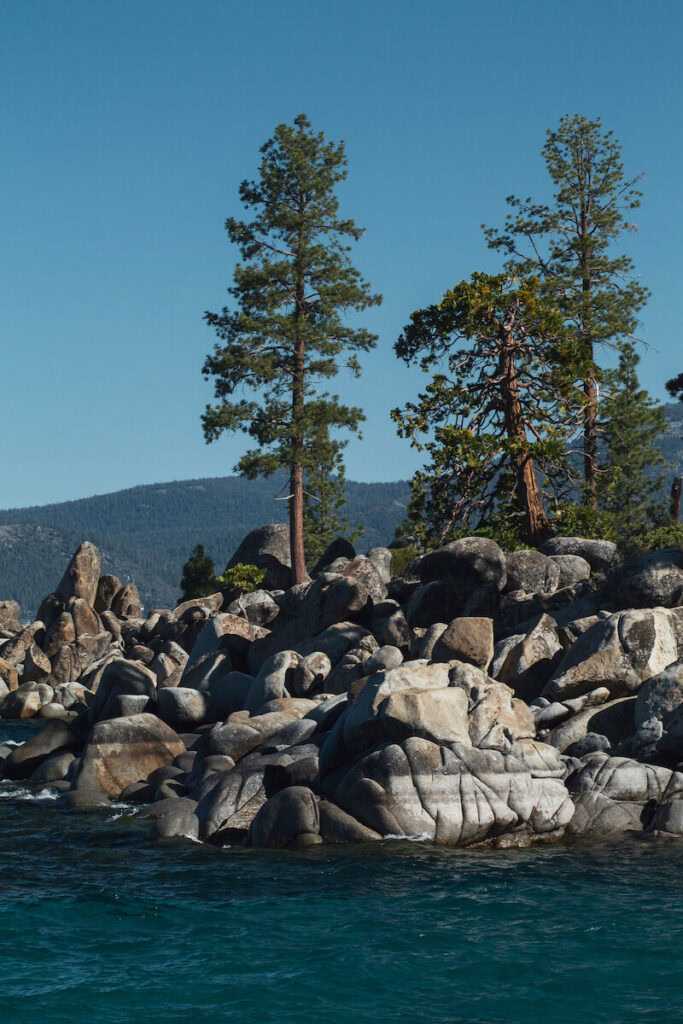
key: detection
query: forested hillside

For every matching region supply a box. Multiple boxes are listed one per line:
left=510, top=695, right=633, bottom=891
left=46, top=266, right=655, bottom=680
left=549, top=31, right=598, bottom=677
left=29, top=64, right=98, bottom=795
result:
left=0, top=472, right=411, bottom=615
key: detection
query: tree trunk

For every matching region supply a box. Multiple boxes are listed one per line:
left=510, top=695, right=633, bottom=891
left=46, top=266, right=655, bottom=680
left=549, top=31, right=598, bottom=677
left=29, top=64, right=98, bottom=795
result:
left=580, top=204, right=597, bottom=506
left=499, top=331, right=552, bottom=545
left=671, top=476, right=682, bottom=524
left=290, top=243, right=307, bottom=585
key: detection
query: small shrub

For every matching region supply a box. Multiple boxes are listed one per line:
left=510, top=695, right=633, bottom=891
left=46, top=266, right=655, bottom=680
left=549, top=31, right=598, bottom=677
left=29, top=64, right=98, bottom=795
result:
left=218, top=563, right=266, bottom=593
left=390, top=546, right=420, bottom=578
left=640, top=523, right=683, bottom=553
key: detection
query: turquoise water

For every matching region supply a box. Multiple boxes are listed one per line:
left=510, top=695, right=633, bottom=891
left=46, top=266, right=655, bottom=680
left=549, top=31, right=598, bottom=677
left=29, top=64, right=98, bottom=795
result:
left=1, top=722, right=683, bottom=1024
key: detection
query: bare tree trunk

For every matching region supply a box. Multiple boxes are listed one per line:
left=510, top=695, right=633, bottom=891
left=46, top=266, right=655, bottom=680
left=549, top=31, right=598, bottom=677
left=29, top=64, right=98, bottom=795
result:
left=499, top=332, right=552, bottom=545
left=671, top=476, right=682, bottom=524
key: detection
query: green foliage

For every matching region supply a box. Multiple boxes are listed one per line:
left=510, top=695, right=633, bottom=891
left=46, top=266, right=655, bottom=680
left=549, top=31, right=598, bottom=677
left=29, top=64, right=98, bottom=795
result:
left=639, top=523, right=683, bottom=553
left=393, top=272, right=578, bottom=546
left=218, top=563, right=266, bottom=593
left=389, top=545, right=420, bottom=578
left=597, top=341, right=668, bottom=539
left=485, top=115, right=649, bottom=497
left=666, top=373, right=683, bottom=403
left=302, top=427, right=364, bottom=564
left=549, top=501, right=617, bottom=541
left=202, top=113, right=381, bottom=575
left=179, top=544, right=217, bottom=602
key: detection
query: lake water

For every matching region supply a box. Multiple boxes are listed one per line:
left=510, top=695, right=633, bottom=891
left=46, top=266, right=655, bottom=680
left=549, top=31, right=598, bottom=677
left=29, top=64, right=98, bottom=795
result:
left=1, top=721, right=682, bottom=1024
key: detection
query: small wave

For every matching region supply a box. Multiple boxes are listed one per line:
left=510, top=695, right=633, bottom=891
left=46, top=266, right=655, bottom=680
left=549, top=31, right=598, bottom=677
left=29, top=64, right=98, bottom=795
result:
left=3, top=740, right=22, bottom=747
left=383, top=832, right=432, bottom=842
left=0, top=785, right=60, bottom=801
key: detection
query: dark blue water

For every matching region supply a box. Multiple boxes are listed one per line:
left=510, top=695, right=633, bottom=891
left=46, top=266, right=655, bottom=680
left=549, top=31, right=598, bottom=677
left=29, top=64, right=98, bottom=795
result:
left=1, top=722, right=682, bottom=1024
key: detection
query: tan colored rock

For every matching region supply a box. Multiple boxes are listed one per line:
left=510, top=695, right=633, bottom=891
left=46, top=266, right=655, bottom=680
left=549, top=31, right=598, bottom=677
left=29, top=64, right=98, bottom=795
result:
left=72, top=713, right=185, bottom=797
left=431, top=617, right=494, bottom=670
left=0, top=656, right=19, bottom=691
left=56, top=542, right=101, bottom=606
left=111, top=583, right=142, bottom=618
left=44, top=613, right=76, bottom=658
left=380, top=686, right=470, bottom=745
left=0, top=621, right=45, bottom=667
left=94, top=574, right=122, bottom=613
left=67, top=598, right=102, bottom=639
left=23, top=644, right=52, bottom=684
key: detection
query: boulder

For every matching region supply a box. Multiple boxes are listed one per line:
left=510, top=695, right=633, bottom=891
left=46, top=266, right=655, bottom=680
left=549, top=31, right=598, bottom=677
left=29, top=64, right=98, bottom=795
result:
left=613, top=548, right=683, bottom=609
left=504, top=550, right=560, bottom=595
left=566, top=752, right=683, bottom=835
left=71, top=712, right=185, bottom=797
left=495, top=614, right=563, bottom=703
left=111, top=584, right=142, bottom=619
left=431, top=617, right=494, bottom=671
left=543, top=609, right=679, bottom=702
left=223, top=524, right=292, bottom=591
left=0, top=600, right=21, bottom=632
left=545, top=697, right=636, bottom=754
left=549, top=555, right=591, bottom=589
left=310, top=538, right=356, bottom=577
left=324, top=736, right=572, bottom=845
left=318, top=801, right=381, bottom=843
left=380, top=686, right=470, bottom=746
left=156, top=687, right=210, bottom=729
left=418, top=537, right=507, bottom=593
left=56, top=542, right=101, bottom=606
left=94, top=574, right=122, bottom=613
left=225, top=590, right=280, bottom=628
left=2, top=719, right=82, bottom=779
left=1, top=681, right=53, bottom=719
left=634, top=660, right=683, bottom=730
left=245, top=650, right=300, bottom=713
left=23, top=644, right=52, bottom=684
left=0, top=621, right=45, bottom=667
left=540, top=537, right=617, bottom=574
left=89, top=658, right=157, bottom=723
left=67, top=598, right=102, bottom=639
left=0, top=657, right=19, bottom=692
left=248, top=786, right=321, bottom=848
left=366, top=547, right=393, bottom=584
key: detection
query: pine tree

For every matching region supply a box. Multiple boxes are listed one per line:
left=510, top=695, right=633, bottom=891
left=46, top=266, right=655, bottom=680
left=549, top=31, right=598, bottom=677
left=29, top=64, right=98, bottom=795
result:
left=393, top=273, right=579, bottom=546
left=485, top=115, right=649, bottom=506
left=202, top=114, right=381, bottom=584
left=302, top=425, right=363, bottom=564
left=179, top=544, right=216, bottom=602
left=666, top=373, right=683, bottom=402
left=598, top=342, right=668, bottom=539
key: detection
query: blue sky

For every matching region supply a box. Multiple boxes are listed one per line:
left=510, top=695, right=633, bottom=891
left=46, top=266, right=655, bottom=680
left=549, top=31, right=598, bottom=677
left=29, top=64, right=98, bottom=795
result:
left=1, top=0, right=681, bottom=508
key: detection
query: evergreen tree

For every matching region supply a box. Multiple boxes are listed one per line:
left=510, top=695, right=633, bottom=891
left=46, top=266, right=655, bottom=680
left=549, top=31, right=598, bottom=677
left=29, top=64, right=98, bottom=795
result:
left=598, top=342, right=668, bottom=539
left=302, top=425, right=363, bottom=564
left=485, top=115, right=648, bottom=506
left=393, top=273, right=579, bottom=546
left=202, top=114, right=381, bottom=584
left=666, top=373, right=683, bottom=402
left=179, top=544, right=216, bottom=602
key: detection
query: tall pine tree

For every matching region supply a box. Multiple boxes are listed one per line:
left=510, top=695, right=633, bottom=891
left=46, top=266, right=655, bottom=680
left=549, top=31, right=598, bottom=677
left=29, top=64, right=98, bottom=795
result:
left=202, top=115, right=381, bottom=583
left=179, top=544, right=216, bottom=603
left=485, top=115, right=648, bottom=506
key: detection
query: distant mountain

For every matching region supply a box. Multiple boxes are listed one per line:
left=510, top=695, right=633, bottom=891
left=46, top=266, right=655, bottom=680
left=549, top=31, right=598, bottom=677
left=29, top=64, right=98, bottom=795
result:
left=0, top=472, right=411, bottom=616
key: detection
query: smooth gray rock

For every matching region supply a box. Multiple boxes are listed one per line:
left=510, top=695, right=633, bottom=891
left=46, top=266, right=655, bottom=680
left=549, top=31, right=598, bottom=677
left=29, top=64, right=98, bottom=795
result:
left=248, top=786, right=321, bottom=848
left=550, top=555, right=591, bottom=589
left=505, top=550, right=560, bottom=596
left=223, top=524, right=292, bottom=591
left=540, top=537, right=617, bottom=573
left=613, top=548, right=683, bottom=609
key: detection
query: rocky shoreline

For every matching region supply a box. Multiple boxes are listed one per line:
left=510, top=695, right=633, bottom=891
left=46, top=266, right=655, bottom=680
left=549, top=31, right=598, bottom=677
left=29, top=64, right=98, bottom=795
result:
left=2, top=527, right=683, bottom=848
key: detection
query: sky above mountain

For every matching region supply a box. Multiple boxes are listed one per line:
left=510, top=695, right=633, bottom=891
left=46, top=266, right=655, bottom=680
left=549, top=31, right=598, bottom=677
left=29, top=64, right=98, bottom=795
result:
left=2, top=0, right=681, bottom=509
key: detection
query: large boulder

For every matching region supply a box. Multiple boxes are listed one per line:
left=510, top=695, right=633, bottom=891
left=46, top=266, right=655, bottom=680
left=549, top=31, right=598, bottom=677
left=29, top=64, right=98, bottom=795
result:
left=504, top=550, right=560, bottom=595
left=1, top=681, right=54, bottom=718
left=566, top=752, right=683, bottom=835
left=495, top=614, right=563, bottom=703
left=71, top=713, right=185, bottom=797
left=223, top=524, right=292, bottom=591
left=89, top=659, right=157, bottom=722
left=549, top=555, right=591, bottom=589
left=56, top=542, right=101, bottom=606
left=540, top=537, right=617, bottom=574
left=248, top=786, right=321, bottom=848
left=613, top=549, right=683, bottom=609
left=542, top=609, right=679, bottom=702
left=0, top=600, right=21, bottom=632
left=431, top=617, right=493, bottom=671
left=3, top=719, right=82, bottom=779
left=418, top=538, right=506, bottom=595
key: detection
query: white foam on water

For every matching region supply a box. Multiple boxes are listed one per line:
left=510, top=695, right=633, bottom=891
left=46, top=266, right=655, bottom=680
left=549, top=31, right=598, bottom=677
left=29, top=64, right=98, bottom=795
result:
left=0, top=785, right=60, bottom=802
left=183, top=833, right=202, bottom=843
left=3, top=740, right=22, bottom=747
left=383, top=832, right=432, bottom=842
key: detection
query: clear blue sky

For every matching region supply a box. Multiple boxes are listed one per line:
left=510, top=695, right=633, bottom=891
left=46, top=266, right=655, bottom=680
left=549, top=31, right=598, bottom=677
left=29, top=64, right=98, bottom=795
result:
left=2, top=0, right=681, bottom=508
